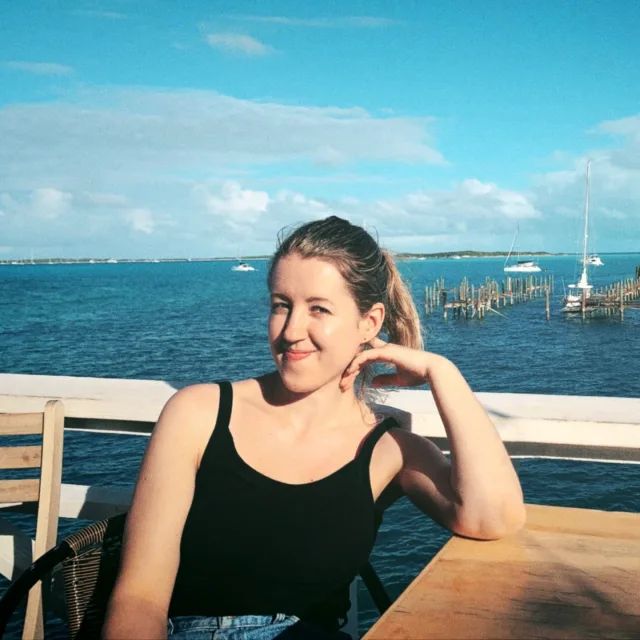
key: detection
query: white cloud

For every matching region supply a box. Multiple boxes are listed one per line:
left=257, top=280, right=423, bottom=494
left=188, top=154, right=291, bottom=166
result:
left=1, top=86, right=638, bottom=257
left=533, top=118, right=640, bottom=212
left=0, top=86, right=446, bottom=257
left=0, top=87, right=444, bottom=195
left=226, top=15, right=402, bottom=28
left=529, top=118, right=640, bottom=250
left=329, top=180, right=541, bottom=243
left=4, top=61, right=74, bottom=76
left=206, top=33, right=274, bottom=56
left=30, top=188, right=73, bottom=218
left=195, top=181, right=270, bottom=218
left=126, top=208, right=154, bottom=234
left=184, top=178, right=539, bottom=250
left=591, top=115, right=640, bottom=142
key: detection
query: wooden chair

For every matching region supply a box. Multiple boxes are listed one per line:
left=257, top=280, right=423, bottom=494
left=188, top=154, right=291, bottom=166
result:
left=0, top=511, right=391, bottom=639
left=0, top=400, right=64, bottom=639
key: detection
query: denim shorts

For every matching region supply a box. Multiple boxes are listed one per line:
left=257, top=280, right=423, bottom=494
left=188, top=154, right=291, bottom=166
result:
left=167, top=614, right=353, bottom=640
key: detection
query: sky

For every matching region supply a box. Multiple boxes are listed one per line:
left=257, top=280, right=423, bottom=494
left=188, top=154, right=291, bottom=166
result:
left=1, top=0, right=639, bottom=259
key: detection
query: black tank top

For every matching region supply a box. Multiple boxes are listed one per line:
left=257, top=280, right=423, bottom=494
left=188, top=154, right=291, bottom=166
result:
left=169, top=381, right=398, bottom=625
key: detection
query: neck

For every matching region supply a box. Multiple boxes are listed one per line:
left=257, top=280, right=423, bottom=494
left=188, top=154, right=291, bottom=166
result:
left=260, top=372, right=374, bottom=432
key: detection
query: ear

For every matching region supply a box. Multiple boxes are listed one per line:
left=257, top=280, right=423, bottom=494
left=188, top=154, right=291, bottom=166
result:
left=359, top=303, right=385, bottom=344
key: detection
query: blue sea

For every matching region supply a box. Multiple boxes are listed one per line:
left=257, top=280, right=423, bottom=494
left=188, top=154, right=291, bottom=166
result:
left=1, top=254, right=639, bottom=637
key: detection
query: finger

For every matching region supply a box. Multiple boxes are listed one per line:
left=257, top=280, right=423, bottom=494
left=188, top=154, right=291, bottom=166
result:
left=345, top=348, right=383, bottom=375
left=341, top=374, right=359, bottom=393
left=339, top=368, right=359, bottom=390
left=346, top=344, right=401, bottom=374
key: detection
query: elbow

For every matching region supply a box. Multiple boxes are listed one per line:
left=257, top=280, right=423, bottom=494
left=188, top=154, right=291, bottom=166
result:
left=451, top=499, right=527, bottom=541
left=484, top=500, right=527, bottom=540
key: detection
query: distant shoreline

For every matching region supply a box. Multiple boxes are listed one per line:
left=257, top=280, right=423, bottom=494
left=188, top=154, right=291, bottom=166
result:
left=0, top=257, right=266, bottom=265
left=0, top=251, right=574, bottom=265
left=4, top=250, right=640, bottom=266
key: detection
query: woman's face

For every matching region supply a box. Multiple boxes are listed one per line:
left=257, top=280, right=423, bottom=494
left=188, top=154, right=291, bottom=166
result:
left=269, top=254, right=375, bottom=394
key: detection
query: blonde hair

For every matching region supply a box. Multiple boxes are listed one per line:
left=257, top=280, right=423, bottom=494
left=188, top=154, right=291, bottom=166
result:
left=268, top=215, right=423, bottom=353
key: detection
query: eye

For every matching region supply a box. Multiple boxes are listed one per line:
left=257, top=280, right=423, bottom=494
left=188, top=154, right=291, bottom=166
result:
left=311, top=305, right=331, bottom=315
left=270, top=302, right=289, bottom=313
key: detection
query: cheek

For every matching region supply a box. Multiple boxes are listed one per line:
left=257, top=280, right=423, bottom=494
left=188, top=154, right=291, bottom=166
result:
left=268, top=314, right=284, bottom=341
left=318, top=318, right=360, bottom=348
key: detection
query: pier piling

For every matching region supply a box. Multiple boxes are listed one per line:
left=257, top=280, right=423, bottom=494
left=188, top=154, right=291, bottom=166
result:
left=423, top=267, right=640, bottom=322
left=424, top=274, right=554, bottom=321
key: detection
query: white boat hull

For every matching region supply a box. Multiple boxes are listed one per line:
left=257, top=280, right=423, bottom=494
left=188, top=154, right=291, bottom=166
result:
left=504, top=265, right=542, bottom=273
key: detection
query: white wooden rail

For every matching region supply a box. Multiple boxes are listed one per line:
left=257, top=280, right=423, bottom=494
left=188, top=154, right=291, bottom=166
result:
left=2, top=373, right=639, bottom=462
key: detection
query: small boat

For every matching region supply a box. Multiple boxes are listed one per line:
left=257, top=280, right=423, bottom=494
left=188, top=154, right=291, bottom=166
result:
left=231, top=261, right=256, bottom=272
left=563, top=269, right=593, bottom=312
left=582, top=254, right=604, bottom=266
left=504, top=260, right=542, bottom=273
left=503, top=228, right=541, bottom=273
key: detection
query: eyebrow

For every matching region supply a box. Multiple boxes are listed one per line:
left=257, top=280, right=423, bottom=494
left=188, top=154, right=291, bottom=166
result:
left=271, top=293, right=334, bottom=305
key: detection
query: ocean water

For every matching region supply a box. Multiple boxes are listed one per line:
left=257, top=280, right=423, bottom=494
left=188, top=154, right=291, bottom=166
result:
left=1, top=254, right=639, bottom=637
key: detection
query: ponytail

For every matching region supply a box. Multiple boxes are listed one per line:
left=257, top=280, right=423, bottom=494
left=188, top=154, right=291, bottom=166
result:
left=381, top=250, right=423, bottom=350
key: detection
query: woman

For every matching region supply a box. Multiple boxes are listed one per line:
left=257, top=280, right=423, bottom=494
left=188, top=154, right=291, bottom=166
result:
left=103, top=216, right=525, bottom=639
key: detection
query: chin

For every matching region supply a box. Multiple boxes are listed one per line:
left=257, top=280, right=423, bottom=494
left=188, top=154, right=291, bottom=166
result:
left=279, top=371, right=319, bottom=395
left=277, top=368, right=335, bottom=396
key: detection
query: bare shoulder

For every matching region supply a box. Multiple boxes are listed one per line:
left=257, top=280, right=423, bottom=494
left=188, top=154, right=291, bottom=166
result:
left=370, top=423, right=404, bottom=471
left=160, top=383, right=221, bottom=425
left=387, top=427, right=440, bottom=457
left=228, top=376, right=270, bottom=412
left=385, top=427, right=449, bottom=479
left=152, top=383, right=222, bottom=455
left=230, top=377, right=262, bottom=398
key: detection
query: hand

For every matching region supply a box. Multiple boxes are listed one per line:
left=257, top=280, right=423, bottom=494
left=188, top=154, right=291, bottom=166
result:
left=340, top=337, right=434, bottom=391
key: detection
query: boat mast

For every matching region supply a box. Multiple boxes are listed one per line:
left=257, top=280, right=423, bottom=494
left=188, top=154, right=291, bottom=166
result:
left=505, top=226, right=518, bottom=267
left=583, top=160, right=590, bottom=266
left=578, top=160, right=590, bottom=287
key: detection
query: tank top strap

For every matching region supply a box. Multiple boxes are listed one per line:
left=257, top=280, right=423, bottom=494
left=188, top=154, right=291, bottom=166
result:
left=214, top=380, right=233, bottom=432
left=356, top=416, right=397, bottom=467
left=205, top=380, right=233, bottom=453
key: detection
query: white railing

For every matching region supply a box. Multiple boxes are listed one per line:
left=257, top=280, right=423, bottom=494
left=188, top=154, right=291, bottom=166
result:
left=1, top=373, right=639, bottom=637
left=2, top=373, right=639, bottom=462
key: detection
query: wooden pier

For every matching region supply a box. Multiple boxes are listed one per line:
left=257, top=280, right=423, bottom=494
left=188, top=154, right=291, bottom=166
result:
left=567, top=268, right=640, bottom=319
left=424, top=275, right=555, bottom=320
left=424, top=266, right=640, bottom=321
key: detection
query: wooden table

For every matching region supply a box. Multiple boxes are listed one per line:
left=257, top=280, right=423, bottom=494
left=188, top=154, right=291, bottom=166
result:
left=364, top=504, right=640, bottom=639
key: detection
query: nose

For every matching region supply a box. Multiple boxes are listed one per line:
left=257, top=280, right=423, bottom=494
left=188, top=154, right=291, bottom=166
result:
left=282, top=306, right=308, bottom=344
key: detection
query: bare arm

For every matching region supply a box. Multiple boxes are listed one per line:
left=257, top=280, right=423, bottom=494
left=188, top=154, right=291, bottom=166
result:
left=102, top=384, right=220, bottom=639
left=421, top=354, right=524, bottom=538
left=344, top=341, right=525, bottom=540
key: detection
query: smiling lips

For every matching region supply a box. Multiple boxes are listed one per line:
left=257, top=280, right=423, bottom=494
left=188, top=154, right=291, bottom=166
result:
left=284, top=350, right=316, bottom=361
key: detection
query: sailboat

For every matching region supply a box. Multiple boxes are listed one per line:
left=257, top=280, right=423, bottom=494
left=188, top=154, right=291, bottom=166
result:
left=231, top=249, right=256, bottom=272
left=582, top=254, right=604, bottom=266
left=231, top=261, right=256, bottom=272
left=503, top=227, right=541, bottom=273
left=562, top=160, right=605, bottom=312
